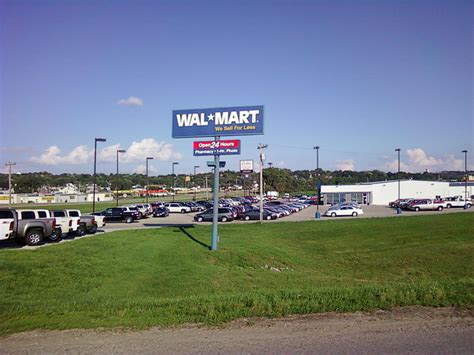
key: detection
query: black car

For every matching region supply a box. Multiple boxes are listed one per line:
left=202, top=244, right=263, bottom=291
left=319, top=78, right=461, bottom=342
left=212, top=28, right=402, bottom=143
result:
left=93, top=208, right=136, bottom=223
left=153, top=207, right=169, bottom=217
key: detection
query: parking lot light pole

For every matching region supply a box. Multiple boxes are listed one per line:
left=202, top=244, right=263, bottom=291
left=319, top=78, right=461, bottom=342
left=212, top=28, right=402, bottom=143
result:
left=462, top=150, right=468, bottom=209
left=395, top=148, right=401, bottom=214
left=116, top=149, right=126, bottom=206
left=172, top=162, right=179, bottom=202
left=146, top=157, right=154, bottom=203
left=193, top=165, right=200, bottom=201
left=313, top=146, right=321, bottom=219
left=92, top=137, right=107, bottom=213
left=5, top=161, right=16, bottom=207
left=258, top=144, right=268, bottom=223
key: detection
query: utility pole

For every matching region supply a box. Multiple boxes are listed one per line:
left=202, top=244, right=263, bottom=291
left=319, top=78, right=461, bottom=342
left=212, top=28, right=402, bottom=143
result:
left=193, top=165, right=200, bottom=201
left=93, top=137, right=106, bottom=213
left=313, top=146, right=321, bottom=218
left=462, top=150, right=468, bottom=209
left=395, top=148, right=401, bottom=214
left=5, top=161, right=16, bottom=207
left=258, top=144, right=268, bottom=223
left=146, top=157, right=154, bottom=203
left=116, top=149, right=126, bottom=206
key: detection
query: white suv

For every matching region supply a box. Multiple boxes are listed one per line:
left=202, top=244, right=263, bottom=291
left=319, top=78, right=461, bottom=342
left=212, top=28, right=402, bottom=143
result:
left=163, top=203, right=191, bottom=213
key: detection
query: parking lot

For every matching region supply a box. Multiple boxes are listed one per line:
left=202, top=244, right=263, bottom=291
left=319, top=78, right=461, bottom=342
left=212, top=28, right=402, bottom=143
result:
left=101, top=203, right=474, bottom=232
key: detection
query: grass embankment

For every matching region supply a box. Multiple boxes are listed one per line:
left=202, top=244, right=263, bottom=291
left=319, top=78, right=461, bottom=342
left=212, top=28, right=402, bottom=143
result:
left=0, top=213, right=472, bottom=334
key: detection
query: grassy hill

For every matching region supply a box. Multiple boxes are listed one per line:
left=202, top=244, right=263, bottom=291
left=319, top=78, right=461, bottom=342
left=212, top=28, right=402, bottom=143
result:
left=0, top=213, right=472, bottom=335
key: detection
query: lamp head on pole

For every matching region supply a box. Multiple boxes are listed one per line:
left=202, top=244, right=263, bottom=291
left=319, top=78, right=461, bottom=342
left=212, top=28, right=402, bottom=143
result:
left=146, top=157, right=154, bottom=161
left=95, top=138, right=107, bottom=142
left=313, top=146, right=320, bottom=150
left=117, top=149, right=126, bottom=154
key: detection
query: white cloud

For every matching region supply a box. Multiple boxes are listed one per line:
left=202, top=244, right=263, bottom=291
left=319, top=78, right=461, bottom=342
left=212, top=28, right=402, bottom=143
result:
left=30, top=139, right=181, bottom=167
left=386, top=159, right=410, bottom=172
left=116, top=96, right=144, bottom=107
left=336, top=160, right=354, bottom=171
left=406, top=148, right=441, bottom=169
left=30, top=145, right=92, bottom=165
left=98, top=144, right=121, bottom=163
left=384, top=148, right=471, bottom=172
left=134, top=164, right=158, bottom=175
left=443, top=154, right=464, bottom=171
left=122, top=138, right=182, bottom=163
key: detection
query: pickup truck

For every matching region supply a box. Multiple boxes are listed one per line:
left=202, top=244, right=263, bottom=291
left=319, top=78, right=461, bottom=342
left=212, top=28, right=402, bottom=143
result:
left=92, top=207, right=136, bottom=223
left=0, top=208, right=57, bottom=246
left=407, top=199, right=446, bottom=212
left=16, top=209, right=62, bottom=242
left=443, top=196, right=472, bottom=209
left=64, top=209, right=105, bottom=234
left=18, top=209, right=81, bottom=237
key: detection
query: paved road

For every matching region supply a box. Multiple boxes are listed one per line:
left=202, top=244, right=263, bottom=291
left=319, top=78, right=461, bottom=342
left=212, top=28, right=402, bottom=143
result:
left=0, top=307, right=472, bottom=354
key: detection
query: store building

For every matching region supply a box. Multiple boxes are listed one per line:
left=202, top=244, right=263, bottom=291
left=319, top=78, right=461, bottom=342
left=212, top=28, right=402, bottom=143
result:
left=321, top=180, right=474, bottom=206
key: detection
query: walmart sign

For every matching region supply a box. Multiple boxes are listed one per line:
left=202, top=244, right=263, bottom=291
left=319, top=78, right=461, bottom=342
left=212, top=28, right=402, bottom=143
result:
left=172, top=106, right=264, bottom=138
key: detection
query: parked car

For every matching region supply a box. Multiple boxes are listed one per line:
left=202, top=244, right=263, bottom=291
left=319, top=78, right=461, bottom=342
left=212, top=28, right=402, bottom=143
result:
left=196, top=200, right=213, bottom=209
left=50, top=210, right=82, bottom=236
left=164, top=203, right=191, bottom=213
left=0, top=208, right=58, bottom=246
left=407, top=199, right=446, bottom=212
left=242, top=207, right=274, bottom=221
left=444, top=196, right=472, bottom=209
left=64, top=209, right=105, bottom=234
left=153, top=207, right=170, bottom=217
left=121, top=206, right=142, bottom=219
left=194, top=208, right=234, bottom=222
left=93, top=208, right=136, bottom=223
left=184, top=201, right=205, bottom=212
left=15, top=209, right=62, bottom=242
left=324, top=205, right=364, bottom=217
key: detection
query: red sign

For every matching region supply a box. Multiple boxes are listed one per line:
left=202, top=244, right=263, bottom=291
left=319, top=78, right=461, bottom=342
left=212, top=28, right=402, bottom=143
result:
left=193, top=140, right=241, bottom=156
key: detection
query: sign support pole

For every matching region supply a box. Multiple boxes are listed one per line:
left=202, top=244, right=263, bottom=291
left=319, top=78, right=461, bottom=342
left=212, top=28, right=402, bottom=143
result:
left=211, top=136, right=220, bottom=251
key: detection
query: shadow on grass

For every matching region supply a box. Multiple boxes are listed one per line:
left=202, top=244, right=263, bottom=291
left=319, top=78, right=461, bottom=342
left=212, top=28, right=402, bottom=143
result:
left=175, top=226, right=210, bottom=250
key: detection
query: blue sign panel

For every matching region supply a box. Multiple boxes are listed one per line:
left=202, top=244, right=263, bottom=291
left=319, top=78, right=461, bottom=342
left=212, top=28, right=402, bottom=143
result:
left=172, top=106, right=264, bottom=138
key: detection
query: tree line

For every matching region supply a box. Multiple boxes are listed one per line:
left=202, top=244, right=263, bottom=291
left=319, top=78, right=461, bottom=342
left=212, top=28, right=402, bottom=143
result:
left=0, top=169, right=467, bottom=194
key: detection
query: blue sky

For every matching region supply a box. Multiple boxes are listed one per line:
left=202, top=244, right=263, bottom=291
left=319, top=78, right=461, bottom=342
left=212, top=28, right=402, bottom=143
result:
left=1, top=0, right=472, bottom=175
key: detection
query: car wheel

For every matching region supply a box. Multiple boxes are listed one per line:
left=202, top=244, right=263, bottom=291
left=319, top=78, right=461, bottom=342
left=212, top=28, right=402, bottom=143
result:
left=415, top=207, right=420, bottom=212
left=446, top=204, right=452, bottom=209
left=88, top=224, right=98, bottom=234
left=437, top=206, right=443, bottom=211
left=76, top=224, right=86, bottom=236
left=331, top=212, right=336, bottom=217
left=266, top=215, right=272, bottom=220
left=25, top=229, right=44, bottom=246
left=125, top=216, right=133, bottom=224
left=181, top=209, right=186, bottom=214
left=244, top=215, right=250, bottom=221
left=49, top=228, right=62, bottom=242
left=197, top=216, right=203, bottom=222
left=221, top=217, right=228, bottom=222
left=352, top=212, right=358, bottom=217
left=466, top=204, right=472, bottom=209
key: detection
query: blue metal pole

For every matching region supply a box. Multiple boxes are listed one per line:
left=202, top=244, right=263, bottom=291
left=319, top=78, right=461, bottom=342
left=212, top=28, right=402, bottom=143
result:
left=211, top=152, right=220, bottom=251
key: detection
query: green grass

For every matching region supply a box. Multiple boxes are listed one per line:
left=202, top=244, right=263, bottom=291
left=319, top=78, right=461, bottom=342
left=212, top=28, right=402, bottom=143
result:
left=0, top=213, right=472, bottom=335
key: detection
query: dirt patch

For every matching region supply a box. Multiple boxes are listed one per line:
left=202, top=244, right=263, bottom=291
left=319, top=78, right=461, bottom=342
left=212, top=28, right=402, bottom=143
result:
left=1, top=307, right=473, bottom=354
